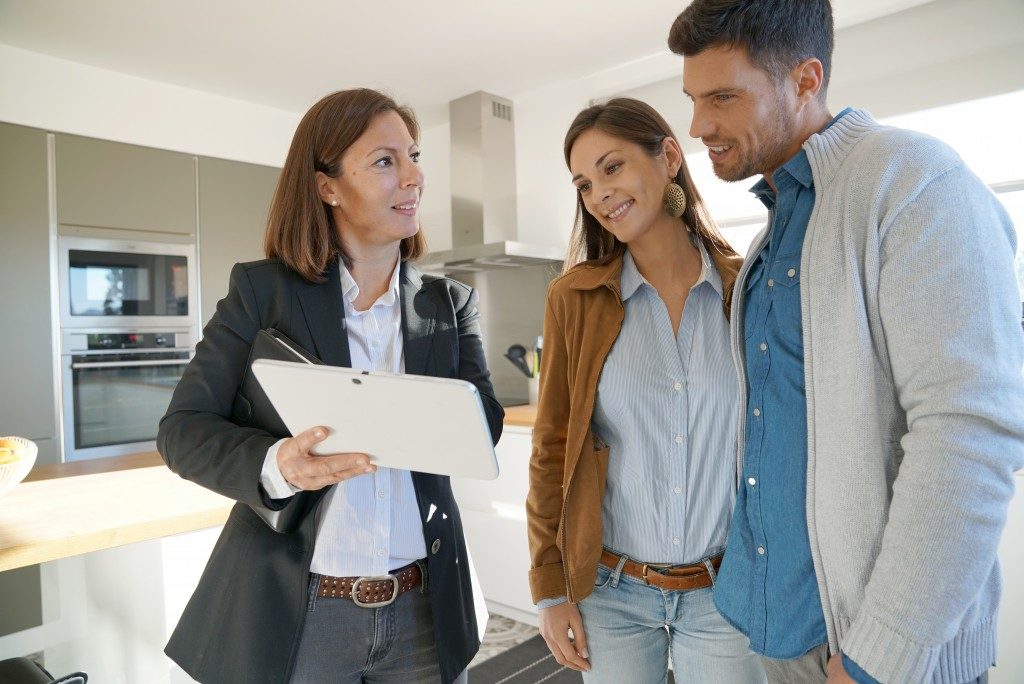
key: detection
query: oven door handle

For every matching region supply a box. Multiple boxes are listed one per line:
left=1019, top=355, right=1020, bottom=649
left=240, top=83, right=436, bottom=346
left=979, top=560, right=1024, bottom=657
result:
left=70, top=358, right=191, bottom=370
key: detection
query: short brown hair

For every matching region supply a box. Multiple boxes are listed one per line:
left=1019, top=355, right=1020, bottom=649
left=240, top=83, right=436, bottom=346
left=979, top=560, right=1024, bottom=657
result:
left=562, top=97, right=735, bottom=271
left=264, top=88, right=427, bottom=282
left=668, top=0, right=834, bottom=97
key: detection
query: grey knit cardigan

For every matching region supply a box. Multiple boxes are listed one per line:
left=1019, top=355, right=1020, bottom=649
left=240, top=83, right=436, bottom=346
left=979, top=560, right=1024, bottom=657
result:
left=729, top=109, right=1024, bottom=683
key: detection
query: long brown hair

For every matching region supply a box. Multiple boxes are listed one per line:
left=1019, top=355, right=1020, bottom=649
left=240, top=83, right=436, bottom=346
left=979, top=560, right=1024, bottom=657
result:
left=264, top=88, right=427, bottom=282
left=562, top=97, right=735, bottom=272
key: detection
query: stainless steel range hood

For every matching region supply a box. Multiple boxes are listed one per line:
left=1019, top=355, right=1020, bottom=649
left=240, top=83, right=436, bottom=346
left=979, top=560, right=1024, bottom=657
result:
left=419, top=91, right=564, bottom=276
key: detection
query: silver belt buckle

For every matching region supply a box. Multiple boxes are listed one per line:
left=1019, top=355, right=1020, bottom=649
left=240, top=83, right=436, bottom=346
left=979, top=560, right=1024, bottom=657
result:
left=351, top=575, right=400, bottom=608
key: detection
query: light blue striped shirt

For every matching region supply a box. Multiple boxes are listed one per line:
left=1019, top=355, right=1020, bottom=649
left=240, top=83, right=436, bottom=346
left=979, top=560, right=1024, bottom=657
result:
left=592, top=240, right=737, bottom=564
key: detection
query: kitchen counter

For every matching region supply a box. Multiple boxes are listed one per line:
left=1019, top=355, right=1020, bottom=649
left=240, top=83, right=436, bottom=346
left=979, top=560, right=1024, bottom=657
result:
left=0, top=452, right=231, bottom=572
left=0, top=408, right=538, bottom=573
left=502, top=403, right=537, bottom=428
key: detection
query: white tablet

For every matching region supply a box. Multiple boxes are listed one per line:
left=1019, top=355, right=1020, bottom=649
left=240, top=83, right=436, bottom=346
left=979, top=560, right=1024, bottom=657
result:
left=251, top=358, right=499, bottom=480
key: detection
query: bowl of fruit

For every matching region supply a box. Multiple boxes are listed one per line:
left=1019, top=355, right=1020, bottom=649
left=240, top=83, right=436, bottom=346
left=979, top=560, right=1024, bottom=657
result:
left=0, top=436, right=37, bottom=498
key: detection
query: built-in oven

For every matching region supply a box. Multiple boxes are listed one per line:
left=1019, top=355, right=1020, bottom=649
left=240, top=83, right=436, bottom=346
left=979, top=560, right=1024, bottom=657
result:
left=58, top=236, right=197, bottom=330
left=61, top=329, right=193, bottom=461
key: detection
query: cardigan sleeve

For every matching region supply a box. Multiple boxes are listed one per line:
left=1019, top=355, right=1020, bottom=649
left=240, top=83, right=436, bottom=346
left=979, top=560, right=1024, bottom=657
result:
left=843, top=159, right=1024, bottom=681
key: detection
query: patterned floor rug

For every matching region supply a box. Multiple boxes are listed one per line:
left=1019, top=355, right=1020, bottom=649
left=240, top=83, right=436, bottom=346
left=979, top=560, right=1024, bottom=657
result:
left=468, top=634, right=581, bottom=683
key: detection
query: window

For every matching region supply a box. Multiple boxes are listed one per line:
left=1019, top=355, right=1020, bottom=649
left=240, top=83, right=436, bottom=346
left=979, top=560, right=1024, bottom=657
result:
left=993, top=186, right=1024, bottom=304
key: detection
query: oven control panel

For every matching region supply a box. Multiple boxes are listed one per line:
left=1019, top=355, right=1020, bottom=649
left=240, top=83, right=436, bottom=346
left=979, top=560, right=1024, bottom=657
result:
left=61, top=329, right=194, bottom=354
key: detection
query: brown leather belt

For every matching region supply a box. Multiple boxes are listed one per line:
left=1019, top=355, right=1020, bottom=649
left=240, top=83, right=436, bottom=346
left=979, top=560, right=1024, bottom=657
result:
left=600, top=549, right=723, bottom=592
left=316, top=562, right=421, bottom=607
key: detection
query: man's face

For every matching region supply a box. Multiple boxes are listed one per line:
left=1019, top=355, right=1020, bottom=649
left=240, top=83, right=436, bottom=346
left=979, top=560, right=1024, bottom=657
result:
left=683, top=45, right=799, bottom=182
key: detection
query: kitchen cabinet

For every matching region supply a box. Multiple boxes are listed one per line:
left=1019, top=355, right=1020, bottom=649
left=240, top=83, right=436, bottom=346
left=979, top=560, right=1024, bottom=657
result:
left=197, top=157, right=280, bottom=325
left=452, top=425, right=537, bottom=624
left=0, top=122, right=51, bottom=640
left=55, top=134, right=196, bottom=235
left=0, top=123, right=59, bottom=464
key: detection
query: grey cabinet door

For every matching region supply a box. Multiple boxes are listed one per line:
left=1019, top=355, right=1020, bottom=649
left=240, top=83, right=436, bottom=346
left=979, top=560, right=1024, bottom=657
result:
left=55, top=134, right=197, bottom=235
left=0, top=123, right=58, bottom=460
left=198, top=157, right=280, bottom=326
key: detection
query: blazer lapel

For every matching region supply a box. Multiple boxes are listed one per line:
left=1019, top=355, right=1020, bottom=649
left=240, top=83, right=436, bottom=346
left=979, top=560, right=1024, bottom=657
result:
left=296, top=258, right=352, bottom=368
left=401, top=261, right=436, bottom=376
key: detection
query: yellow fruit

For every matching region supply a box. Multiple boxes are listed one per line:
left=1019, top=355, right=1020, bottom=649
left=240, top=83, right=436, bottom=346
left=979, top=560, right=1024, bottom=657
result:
left=0, top=447, right=18, bottom=465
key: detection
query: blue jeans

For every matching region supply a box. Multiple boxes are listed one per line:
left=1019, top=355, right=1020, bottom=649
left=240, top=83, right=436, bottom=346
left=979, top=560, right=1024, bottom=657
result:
left=578, top=561, right=766, bottom=683
left=290, top=572, right=468, bottom=684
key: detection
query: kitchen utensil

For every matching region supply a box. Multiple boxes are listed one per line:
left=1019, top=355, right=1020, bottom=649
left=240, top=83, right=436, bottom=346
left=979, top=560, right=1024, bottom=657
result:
left=534, top=335, right=543, bottom=377
left=504, top=344, right=533, bottom=378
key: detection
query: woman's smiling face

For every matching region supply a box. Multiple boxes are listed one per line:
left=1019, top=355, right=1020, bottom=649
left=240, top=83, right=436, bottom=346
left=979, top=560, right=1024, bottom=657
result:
left=568, top=127, right=679, bottom=245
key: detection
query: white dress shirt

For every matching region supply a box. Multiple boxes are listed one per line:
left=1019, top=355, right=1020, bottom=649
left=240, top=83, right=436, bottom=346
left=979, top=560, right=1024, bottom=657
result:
left=260, top=259, right=427, bottom=576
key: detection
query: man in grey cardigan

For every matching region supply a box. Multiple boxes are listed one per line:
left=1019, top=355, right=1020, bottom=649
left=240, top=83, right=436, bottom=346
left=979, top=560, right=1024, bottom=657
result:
left=669, top=1, right=1024, bottom=683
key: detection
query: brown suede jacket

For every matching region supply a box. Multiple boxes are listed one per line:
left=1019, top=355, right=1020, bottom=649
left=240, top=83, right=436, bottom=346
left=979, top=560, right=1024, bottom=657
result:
left=526, top=244, right=742, bottom=604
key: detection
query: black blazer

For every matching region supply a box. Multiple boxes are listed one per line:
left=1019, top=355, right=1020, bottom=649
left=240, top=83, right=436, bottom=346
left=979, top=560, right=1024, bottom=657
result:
left=157, top=257, right=503, bottom=684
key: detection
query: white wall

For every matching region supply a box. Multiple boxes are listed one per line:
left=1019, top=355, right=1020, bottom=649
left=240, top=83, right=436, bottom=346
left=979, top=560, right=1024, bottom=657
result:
left=512, top=0, right=1024, bottom=247
left=0, top=42, right=456, bottom=252
left=0, top=43, right=298, bottom=167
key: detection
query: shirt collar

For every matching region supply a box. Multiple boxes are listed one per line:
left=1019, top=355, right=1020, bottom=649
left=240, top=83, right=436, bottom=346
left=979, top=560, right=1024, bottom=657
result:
left=339, top=258, right=401, bottom=309
left=619, top=236, right=723, bottom=302
left=619, top=250, right=645, bottom=301
left=749, top=107, right=855, bottom=205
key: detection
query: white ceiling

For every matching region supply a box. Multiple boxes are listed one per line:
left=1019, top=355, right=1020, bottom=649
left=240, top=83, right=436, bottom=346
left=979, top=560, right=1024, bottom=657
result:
left=0, top=0, right=937, bottom=127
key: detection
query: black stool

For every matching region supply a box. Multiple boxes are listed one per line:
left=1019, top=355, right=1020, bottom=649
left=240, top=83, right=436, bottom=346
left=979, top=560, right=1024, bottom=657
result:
left=0, top=657, right=86, bottom=684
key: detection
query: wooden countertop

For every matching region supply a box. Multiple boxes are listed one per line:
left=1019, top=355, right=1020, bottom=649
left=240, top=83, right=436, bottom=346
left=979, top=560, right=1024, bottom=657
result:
left=502, top=404, right=537, bottom=428
left=0, top=408, right=537, bottom=572
left=0, top=452, right=231, bottom=572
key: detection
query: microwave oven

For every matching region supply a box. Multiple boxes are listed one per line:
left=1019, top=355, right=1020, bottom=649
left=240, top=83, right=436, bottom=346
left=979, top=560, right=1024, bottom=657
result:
left=57, top=235, right=198, bottom=330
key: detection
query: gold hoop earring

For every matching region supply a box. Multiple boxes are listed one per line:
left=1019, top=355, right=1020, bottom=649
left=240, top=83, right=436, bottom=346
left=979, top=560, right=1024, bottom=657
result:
left=662, top=182, right=687, bottom=218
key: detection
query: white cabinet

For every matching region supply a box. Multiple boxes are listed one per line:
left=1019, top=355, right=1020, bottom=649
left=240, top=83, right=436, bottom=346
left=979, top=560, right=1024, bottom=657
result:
left=452, top=426, right=538, bottom=624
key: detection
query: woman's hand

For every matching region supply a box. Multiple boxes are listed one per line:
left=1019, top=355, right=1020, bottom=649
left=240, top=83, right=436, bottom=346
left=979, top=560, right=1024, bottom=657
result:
left=276, top=426, right=376, bottom=491
left=538, top=601, right=590, bottom=672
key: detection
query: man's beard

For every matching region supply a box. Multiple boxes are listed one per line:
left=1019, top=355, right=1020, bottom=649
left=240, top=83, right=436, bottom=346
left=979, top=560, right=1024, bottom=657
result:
left=714, top=96, right=797, bottom=183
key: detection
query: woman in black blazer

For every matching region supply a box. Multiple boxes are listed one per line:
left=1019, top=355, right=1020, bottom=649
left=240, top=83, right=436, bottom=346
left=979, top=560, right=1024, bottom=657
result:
left=158, top=88, right=503, bottom=684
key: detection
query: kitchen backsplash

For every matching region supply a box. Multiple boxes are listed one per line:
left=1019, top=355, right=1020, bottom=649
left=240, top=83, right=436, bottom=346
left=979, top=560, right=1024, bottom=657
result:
left=454, top=262, right=561, bottom=406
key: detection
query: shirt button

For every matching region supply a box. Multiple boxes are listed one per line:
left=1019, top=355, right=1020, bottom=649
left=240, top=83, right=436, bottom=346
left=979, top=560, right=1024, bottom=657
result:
left=674, top=382, right=683, bottom=391
left=431, top=539, right=441, bottom=555
left=377, top=490, right=386, bottom=499
left=672, top=537, right=681, bottom=545
left=757, top=546, right=766, bottom=555
left=753, top=408, right=761, bottom=417
left=788, top=268, right=797, bottom=277
left=376, top=549, right=385, bottom=557
left=674, top=486, right=682, bottom=494
left=674, top=435, right=684, bottom=444
left=767, top=279, right=775, bottom=287
left=759, top=342, right=767, bottom=352
left=748, top=477, right=757, bottom=486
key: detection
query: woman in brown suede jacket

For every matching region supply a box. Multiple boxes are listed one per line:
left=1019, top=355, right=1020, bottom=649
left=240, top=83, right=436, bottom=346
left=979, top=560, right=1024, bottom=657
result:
left=526, top=98, right=763, bottom=683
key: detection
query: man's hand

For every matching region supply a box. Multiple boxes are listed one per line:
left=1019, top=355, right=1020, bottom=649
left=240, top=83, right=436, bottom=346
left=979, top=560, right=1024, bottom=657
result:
left=826, top=654, right=857, bottom=684
left=538, top=602, right=590, bottom=672
left=277, top=426, right=375, bottom=491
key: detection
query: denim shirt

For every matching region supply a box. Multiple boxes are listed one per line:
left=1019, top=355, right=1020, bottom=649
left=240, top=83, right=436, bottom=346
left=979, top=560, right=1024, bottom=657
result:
left=714, top=109, right=854, bottom=661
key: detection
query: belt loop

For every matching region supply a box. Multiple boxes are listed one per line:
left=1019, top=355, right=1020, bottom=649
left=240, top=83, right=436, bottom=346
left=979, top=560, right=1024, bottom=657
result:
left=701, top=557, right=717, bottom=587
left=415, top=558, right=429, bottom=594
left=306, top=573, right=321, bottom=613
left=610, top=554, right=628, bottom=589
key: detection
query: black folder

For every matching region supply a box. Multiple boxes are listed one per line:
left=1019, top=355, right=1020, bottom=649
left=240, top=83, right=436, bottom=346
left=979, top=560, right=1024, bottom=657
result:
left=239, top=328, right=325, bottom=534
